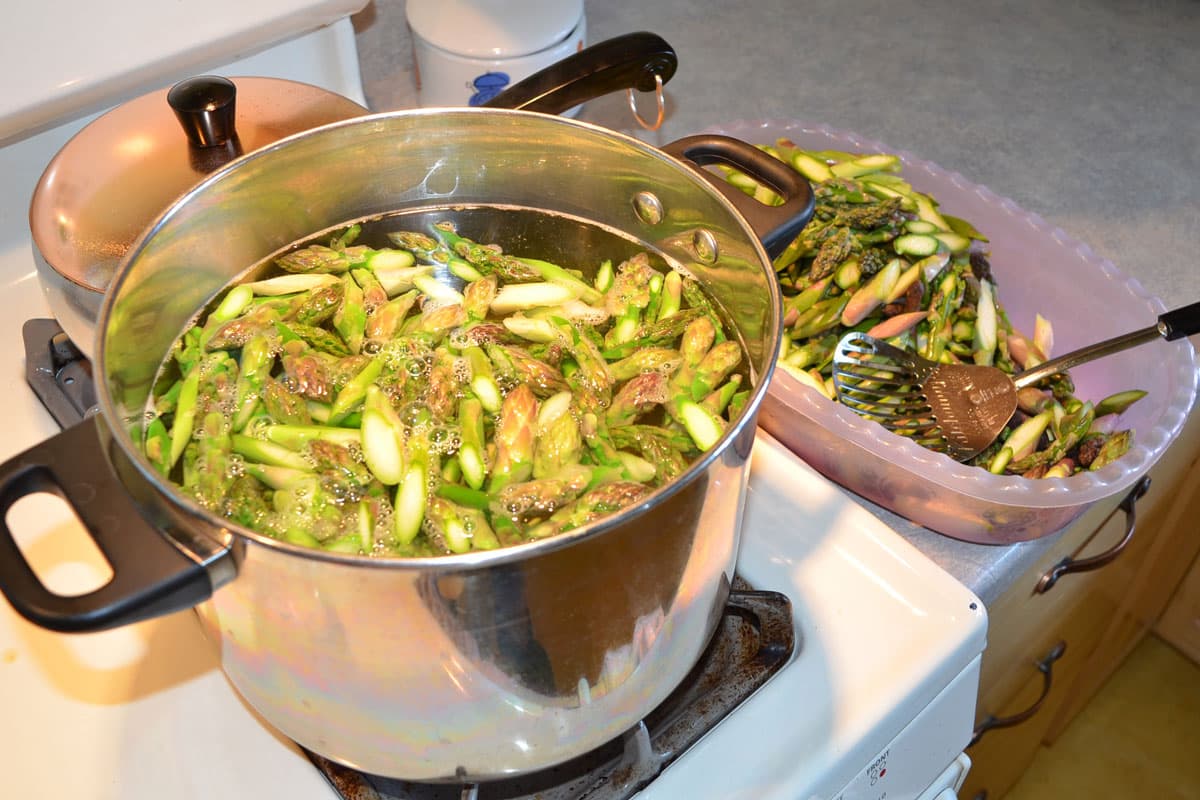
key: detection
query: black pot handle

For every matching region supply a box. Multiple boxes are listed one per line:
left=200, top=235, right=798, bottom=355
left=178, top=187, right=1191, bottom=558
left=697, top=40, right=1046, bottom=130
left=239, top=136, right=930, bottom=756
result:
left=483, top=31, right=678, bottom=115
left=0, top=415, right=217, bottom=632
left=661, top=135, right=816, bottom=261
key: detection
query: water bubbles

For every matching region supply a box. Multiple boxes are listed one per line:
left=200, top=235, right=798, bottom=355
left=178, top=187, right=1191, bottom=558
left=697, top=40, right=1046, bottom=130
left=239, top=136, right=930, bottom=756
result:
left=362, top=340, right=383, bottom=356
left=495, top=372, right=518, bottom=394
left=653, top=358, right=682, bottom=377
left=428, top=424, right=462, bottom=455
left=406, top=357, right=429, bottom=379
left=399, top=401, right=431, bottom=429
left=451, top=357, right=471, bottom=384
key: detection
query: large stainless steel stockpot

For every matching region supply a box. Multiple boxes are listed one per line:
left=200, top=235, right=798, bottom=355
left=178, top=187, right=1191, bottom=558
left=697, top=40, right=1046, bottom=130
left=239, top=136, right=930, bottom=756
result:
left=0, top=35, right=813, bottom=781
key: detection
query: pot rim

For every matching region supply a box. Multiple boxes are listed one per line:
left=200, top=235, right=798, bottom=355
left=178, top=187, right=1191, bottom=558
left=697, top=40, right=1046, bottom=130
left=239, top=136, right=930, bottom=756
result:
left=95, top=106, right=785, bottom=569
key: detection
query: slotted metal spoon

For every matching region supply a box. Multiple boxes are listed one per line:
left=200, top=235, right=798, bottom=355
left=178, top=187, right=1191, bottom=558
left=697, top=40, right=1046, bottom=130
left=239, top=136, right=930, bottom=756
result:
left=831, top=301, right=1200, bottom=461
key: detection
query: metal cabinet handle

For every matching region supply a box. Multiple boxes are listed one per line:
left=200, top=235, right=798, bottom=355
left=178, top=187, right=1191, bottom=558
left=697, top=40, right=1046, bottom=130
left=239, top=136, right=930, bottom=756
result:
left=1036, top=475, right=1151, bottom=594
left=969, top=640, right=1067, bottom=747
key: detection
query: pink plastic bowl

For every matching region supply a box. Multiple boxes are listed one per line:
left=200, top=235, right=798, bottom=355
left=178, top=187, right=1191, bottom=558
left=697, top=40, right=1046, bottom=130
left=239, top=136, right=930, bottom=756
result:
left=704, top=119, right=1198, bottom=543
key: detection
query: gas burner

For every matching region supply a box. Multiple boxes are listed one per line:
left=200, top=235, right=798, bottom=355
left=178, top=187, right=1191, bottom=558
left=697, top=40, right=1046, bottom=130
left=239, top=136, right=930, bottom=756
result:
left=23, top=318, right=95, bottom=428
left=305, top=587, right=794, bottom=800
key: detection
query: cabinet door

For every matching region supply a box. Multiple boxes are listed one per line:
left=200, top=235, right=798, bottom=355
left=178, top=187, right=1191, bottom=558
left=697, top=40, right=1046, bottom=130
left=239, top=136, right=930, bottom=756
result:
left=1046, top=432, right=1200, bottom=740
left=960, top=486, right=1142, bottom=800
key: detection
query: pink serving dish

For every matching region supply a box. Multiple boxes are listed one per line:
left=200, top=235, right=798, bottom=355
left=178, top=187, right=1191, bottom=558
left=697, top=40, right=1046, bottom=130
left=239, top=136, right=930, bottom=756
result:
left=704, top=119, right=1198, bottom=544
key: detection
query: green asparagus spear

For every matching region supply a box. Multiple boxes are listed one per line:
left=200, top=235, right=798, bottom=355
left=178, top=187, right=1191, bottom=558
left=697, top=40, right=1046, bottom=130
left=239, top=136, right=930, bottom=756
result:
left=333, top=274, right=367, bottom=354
left=533, top=390, right=583, bottom=479
left=457, top=397, right=488, bottom=490
left=488, top=384, right=537, bottom=493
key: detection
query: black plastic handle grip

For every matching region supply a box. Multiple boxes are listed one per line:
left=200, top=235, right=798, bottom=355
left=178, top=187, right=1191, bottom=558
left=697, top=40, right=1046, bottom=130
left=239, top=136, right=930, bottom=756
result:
left=660, top=135, right=816, bottom=261
left=1159, top=300, right=1200, bottom=341
left=168, top=75, right=238, bottom=148
left=483, top=31, right=677, bottom=115
left=0, top=415, right=215, bottom=632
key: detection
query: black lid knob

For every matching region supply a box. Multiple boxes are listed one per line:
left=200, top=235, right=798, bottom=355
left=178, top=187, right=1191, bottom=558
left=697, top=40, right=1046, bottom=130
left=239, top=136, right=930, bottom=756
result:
left=168, top=75, right=238, bottom=148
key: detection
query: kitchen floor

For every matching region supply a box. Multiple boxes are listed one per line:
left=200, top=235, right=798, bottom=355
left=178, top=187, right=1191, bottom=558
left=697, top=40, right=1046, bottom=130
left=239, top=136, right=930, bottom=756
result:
left=1005, top=634, right=1200, bottom=799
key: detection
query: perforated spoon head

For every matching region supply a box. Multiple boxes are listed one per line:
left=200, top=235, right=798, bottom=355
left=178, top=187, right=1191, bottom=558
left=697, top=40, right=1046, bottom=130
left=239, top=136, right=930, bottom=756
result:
left=832, top=332, right=1017, bottom=462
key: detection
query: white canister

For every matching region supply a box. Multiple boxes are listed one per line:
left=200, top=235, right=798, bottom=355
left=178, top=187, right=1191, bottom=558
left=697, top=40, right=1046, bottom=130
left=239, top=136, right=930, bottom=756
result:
left=407, top=0, right=586, bottom=111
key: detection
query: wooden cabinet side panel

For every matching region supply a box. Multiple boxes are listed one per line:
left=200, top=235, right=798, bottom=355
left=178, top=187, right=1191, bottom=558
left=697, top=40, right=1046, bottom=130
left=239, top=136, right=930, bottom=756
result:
left=1156, top=550, right=1200, bottom=665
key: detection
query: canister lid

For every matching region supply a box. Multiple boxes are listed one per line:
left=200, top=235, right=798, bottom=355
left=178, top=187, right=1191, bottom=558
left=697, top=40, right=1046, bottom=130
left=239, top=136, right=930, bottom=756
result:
left=29, top=76, right=366, bottom=295
left=406, top=0, right=584, bottom=59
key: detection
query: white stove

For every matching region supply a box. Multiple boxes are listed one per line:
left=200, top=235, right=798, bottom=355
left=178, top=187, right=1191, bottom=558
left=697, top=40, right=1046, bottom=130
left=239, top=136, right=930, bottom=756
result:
left=0, top=11, right=987, bottom=799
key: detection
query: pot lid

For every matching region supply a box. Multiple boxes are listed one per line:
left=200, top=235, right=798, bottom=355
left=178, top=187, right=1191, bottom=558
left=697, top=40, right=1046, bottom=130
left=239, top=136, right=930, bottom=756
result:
left=405, top=0, right=584, bottom=59
left=30, top=75, right=367, bottom=295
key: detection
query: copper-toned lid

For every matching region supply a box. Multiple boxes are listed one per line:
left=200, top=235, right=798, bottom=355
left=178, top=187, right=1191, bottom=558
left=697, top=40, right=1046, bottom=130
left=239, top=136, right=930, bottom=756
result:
left=30, top=76, right=367, bottom=295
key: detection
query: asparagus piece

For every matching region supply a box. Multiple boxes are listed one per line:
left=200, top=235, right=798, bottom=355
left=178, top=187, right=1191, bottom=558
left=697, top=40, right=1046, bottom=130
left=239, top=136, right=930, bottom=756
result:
left=463, top=345, right=503, bottom=413
left=689, top=340, right=743, bottom=402
left=680, top=279, right=727, bottom=342
left=333, top=274, right=367, bottom=354
left=519, top=257, right=604, bottom=305
left=457, top=397, right=488, bottom=490
left=275, top=244, right=359, bottom=274
left=608, top=347, right=682, bottom=382
left=532, top=390, right=583, bottom=479
left=288, top=281, right=344, bottom=327
left=657, top=270, right=682, bottom=321
left=431, top=222, right=541, bottom=282
left=143, top=416, right=172, bottom=477
left=232, top=333, right=274, bottom=432
left=329, top=356, right=385, bottom=423
left=243, top=273, right=340, bottom=296
left=484, top=343, right=568, bottom=398
left=185, top=411, right=234, bottom=510
left=351, top=267, right=389, bottom=310
left=280, top=341, right=336, bottom=403
left=361, top=385, right=406, bottom=485
left=488, top=384, right=537, bottom=493
left=492, top=463, right=592, bottom=523
left=526, top=481, right=651, bottom=539
left=463, top=274, right=499, bottom=321
left=232, top=430, right=316, bottom=471
left=393, top=432, right=432, bottom=545
left=599, top=307, right=704, bottom=360
left=365, top=290, right=418, bottom=343
left=610, top=425, right=693, bottom=484
left=606, top=370, right=670, bottom=428
left=264, top=423, right=360, bottom=449
left=260, top=377, right=313, bottom=425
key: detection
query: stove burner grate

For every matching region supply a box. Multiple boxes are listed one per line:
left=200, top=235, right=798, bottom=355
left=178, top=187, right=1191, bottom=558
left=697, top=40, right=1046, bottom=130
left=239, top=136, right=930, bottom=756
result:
left=305, top=586, right=795, bottom=800
left=24, top=319, right=96, bottom=428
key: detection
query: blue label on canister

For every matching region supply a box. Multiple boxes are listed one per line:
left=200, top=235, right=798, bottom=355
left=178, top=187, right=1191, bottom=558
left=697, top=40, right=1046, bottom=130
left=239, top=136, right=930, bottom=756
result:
left=468, top=72, right=511, bottom=106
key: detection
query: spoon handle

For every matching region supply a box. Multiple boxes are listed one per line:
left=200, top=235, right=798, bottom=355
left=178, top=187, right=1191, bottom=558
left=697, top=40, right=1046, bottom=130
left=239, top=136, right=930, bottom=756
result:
left=1013, top=300, right=1200, bottom=389
left=1160, top=301, right=1200, bottom=341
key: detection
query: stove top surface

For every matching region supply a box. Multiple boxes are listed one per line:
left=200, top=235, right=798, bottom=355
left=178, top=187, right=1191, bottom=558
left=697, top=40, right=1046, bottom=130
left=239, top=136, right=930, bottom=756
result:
left=0, top=93, right=986, bottom=800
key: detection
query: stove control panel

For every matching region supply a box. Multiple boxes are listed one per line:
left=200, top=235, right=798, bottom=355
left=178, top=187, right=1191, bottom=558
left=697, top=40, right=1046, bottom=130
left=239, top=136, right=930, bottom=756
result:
left=833, top=656, right=980, bottom=800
